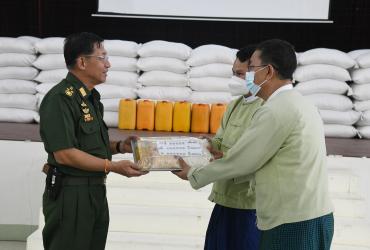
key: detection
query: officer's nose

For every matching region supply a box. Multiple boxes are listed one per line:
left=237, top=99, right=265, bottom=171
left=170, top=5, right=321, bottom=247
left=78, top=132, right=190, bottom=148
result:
left=105, top=60, right=111, bottom=69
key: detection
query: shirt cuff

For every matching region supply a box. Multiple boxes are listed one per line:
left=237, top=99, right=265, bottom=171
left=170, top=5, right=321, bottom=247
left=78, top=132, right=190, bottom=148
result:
left=187, top=167, right=202, bottom=190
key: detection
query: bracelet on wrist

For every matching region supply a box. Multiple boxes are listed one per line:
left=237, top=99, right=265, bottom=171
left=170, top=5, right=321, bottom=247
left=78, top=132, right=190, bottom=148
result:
left=104, top=159, right=110, bottom=174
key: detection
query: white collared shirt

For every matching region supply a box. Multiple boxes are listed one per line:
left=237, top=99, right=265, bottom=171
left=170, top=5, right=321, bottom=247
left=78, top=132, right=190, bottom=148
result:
left=244, top=95, right=259, bottom=103
left=267, top=83, right=293, bottom=102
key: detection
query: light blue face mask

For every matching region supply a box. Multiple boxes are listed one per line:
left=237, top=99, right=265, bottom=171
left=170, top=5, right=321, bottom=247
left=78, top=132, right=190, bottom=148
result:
left=245, top=66, right=269, bottom=96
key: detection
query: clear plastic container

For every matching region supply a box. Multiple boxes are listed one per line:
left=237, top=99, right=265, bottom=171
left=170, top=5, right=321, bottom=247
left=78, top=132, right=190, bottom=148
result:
left=131, top=136, right=212, bottom=171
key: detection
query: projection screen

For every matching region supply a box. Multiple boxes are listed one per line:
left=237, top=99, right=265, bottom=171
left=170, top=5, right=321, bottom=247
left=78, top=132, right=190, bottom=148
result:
left=96, top=0, right=331, bottom=22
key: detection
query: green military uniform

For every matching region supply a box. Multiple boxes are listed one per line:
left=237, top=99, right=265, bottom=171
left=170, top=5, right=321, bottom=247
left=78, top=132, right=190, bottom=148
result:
left=39, top=72, right=111, bottom=250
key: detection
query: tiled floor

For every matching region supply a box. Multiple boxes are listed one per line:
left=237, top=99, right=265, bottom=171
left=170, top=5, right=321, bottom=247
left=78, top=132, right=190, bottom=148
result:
left=0, top=241, right=26, bottom=250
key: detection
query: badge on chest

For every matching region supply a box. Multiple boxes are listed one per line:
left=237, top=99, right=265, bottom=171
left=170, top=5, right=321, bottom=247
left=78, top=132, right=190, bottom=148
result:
left=81, top=101, right=94, bottom=122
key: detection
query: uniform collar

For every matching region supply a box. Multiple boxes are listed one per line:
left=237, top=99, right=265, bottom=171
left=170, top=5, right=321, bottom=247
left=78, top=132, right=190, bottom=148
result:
left=66, top=72, right=100, bottom=101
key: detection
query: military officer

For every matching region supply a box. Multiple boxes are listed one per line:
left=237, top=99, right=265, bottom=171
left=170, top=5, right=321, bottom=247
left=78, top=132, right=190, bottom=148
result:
left=39, top=32, right=146, bottom=250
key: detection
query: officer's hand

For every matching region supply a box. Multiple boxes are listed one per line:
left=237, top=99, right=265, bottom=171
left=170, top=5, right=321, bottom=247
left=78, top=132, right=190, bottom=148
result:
left=111, top=160, right=147, bottom=177
left=122, top=135, right=139, bottom=153
left=172, top=157, right=190, bottom=180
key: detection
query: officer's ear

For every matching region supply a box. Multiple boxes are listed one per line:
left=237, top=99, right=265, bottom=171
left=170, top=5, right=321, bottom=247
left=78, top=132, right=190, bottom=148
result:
left=76, top=56, right=87, bottom=70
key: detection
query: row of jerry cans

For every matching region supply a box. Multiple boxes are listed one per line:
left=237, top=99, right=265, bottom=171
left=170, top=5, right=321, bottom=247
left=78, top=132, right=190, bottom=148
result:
left=118, top=99, right=227, bottom=133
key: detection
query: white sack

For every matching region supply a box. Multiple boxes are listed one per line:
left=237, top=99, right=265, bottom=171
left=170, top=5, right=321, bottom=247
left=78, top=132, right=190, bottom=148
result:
left=294, top=64, right=351, bottom=82
left=304, top=94, right=353, bottom=111
left=0, top=108, right=37, bottom=123
left=34, top=37, right=65, bottom=54
left=354, top=100, right=370, bottom=112
left=294, top=79, right=352, bottom=96
left=34, top=69, right=67, bottom=83
left=104, top=40, right=140, bottom=58
left=18, top=36, right=41, bottom=44
left=109, top=56, right=137, bottom=72
left=356, top=110, right=370, bottom=126
left=356, top=52, right=370, bottom=68
left=0, top=53, right=36, bottom=67
left=101, top=98, right=120, bottom=112
left=298, top=48, right=356, bottom=69
left=347, top=49, right=370, bottom=59
left=136, top=86, right=191, bottom=101
left=188, top=63, right=233, bottom=78
left=357, top=126, right=370, bottom=139
left=324, top=124, right=358, bottom=138
left=351, top=84, right=370, bottom=101
left=351, top=68, right=370, bottom=84
left=105, top=71, right=138, bottom=88
left=138, top=71, right=188, bottom=87
left=0, top=80, right=36, bottom=94
left=103, top=111, right=118, bottom=127
left=319, top=110, right=361, bottom=125
left=36, top=93, right=44, bottom=110
left=187, top=45, right=236, bottom=66
left=95, top=84, right=137, bottom=99
left=0, top=67, right=39, bottom=80
left=0, top=94, right=37, bottom=110
left=36, top=82, right=57, bottom=95
left=189, top=77, right=230, bottom=92
left=137, top=57, right=188, bottom=74
left=32, top=54, right=65, bottom=70
left=138, top=40, right=191, bottom=60
left=0, top=38, right=35, bottom=54
left=189, top=91, right=232, bottom=104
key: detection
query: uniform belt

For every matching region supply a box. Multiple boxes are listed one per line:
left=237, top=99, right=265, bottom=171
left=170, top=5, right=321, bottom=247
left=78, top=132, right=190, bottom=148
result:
left=62, top=175, right=106, bottom=186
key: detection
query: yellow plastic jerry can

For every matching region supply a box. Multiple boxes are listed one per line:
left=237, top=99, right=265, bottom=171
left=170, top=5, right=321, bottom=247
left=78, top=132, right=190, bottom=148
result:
left=191, top=103, right=210, bottom=133
left=118, top=99, right=137, bottom=130
left=173, top=101, right=191, bottom=132
left=155, top=101, right=173, bottom=132
left=210, top=103, right=227, bottom=134
left=136, top=100, right=155, bottom=131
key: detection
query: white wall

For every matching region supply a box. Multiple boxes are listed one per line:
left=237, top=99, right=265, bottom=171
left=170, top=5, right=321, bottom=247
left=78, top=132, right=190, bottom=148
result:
left=0, top=140, right=46, bottom=227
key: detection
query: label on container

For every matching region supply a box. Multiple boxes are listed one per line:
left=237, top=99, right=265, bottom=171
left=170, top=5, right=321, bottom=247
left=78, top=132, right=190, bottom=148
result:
left=156, top=139, right=203, bottom=156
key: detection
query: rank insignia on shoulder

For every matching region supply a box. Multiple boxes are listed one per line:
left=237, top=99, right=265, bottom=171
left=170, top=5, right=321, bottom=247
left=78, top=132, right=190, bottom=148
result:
left=81, top=101, right=87, bottom=107
left=65, top=87, right=74, bottom=97
left=79, top=87, right=87, bottom=97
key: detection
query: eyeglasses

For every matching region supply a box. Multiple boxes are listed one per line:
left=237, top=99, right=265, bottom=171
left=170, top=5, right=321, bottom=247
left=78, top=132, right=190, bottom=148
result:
left=247, top=64, right=267, bottom=72
left=84, top=55, right=109, bottom=62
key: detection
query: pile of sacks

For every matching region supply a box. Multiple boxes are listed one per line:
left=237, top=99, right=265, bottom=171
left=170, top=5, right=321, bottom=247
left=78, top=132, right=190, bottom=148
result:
left=187, top=45, right=236, bottom=104
left=32, top=37, right=139, bottom=127
left=348, top=50, right=370, bottom=139
left=136, top=40, right=192, bottom=101
left=0, top=37, right=39, bottom=123
left=294, top=48, right=361, bottom=138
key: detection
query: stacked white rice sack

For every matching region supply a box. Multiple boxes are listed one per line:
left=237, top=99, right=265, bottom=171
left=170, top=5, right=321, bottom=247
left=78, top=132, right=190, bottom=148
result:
left=97, top=39, right=140, bottom=127
left=33, top=38, right=139, bottom=127
left=136, top=40, right=192, bottom=101
left=348, top=50, right=370, bottom=139
left=0, top=37, right=39, bottom=123
left=294, top=48, right=360, bottom=138
left=33, top=37, right=67, bottom=114
left=187, top=45, right=236, bottom=104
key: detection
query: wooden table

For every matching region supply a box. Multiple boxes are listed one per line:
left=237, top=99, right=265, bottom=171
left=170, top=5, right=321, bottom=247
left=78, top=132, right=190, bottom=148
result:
left=0, top=122, right=369, bottom=158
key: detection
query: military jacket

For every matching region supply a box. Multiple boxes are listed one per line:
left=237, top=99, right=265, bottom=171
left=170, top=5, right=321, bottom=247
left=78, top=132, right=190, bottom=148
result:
left=39, top=72, right=111, bottom=176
